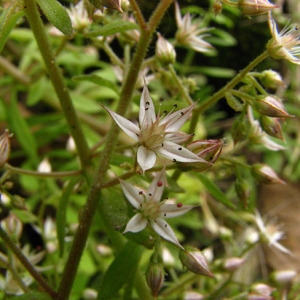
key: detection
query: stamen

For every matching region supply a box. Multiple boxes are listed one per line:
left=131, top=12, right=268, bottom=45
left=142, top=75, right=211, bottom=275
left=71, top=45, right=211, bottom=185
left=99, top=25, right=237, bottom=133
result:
left=165, top=224, right=167, bottom=228
left=180, top=112, right=184, bottom=116
left=161, top=143, right=164, bottom=147
left=173, top=159, right=177, bottom=162
left=177, top=202, right=183, bottom=208
left=148, top=193, right=152, bottom=196
left=145, top=108, right=149, bottom=111
left=178, top=147, right=182, bottom=150
left=157, top=181, right=163, bottom=187
left=136, top=133, right=140, bottom=137
left=173, top=104, right=178, bottom=108
left=164, top=213, right=166, bottom=217
left=139, top=191, right=143, bottom=195
left=146, top=101, right=150, bottom=105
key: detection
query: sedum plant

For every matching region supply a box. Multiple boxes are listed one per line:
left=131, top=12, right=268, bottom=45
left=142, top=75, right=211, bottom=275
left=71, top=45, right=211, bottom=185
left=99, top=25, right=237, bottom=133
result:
left=0, top=0, right=300, bottom=299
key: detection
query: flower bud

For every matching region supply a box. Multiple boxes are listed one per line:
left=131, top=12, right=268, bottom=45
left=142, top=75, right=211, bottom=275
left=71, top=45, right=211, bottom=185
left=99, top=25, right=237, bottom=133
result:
left=252, top=164, right=285, bottom=184
left=156, top=33, right=176, bottom=65
left=38, top=157, right=52, bottom=173
left=1, top=213, right=23, bottom=241
left=259, top=116, right=283, bottom=140
left=146, top=263, right=164, bottom=297
left=225, top=92, right=245, bottom=112
left=238, top=0, right=278, bottom=16
left=0, top=129, right=11, bottom=168
left=179, top=247, right=213, bottom=277
left=184, top=291, right=205, bottom=300
left=253, top=95, right=290, bottom=118
left=260, top=70, right=284, bottom=90
left=271, top=269, right=297, bottom=284
left=248, top=283, right=275, bottom=299
left=223, top=257, right=245, bottom=272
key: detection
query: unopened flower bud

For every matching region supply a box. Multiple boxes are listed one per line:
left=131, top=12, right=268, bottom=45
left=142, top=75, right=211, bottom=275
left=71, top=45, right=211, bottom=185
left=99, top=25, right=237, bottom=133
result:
left=0, top=129, right=11, bottom=168
left=146, top=263, right=164, bottom=297
left=260, top=70, right=284, bottom=90
left=252, top=164, right=284, bottom=184
left=238, top=0, right=278, bottom=16
left=272, top=269, right=297, bottom=284
left=184, top=291, right=205, bottom=300
left=223, top=257, right=245, bottom=272
left=225, top=92, right=245, bottom=112
left=1, top=213, right=23, bottom=241
left=38, top=157, right=52, bottom=173
left=156, top=33, right=176, bottom=65
left=253, top=95, right=290, bottom=118
left=259, top=116, right=283, bottom=140
left=179, top=247, right=214, bottom=277
left=235, top=179, right=251, bottom=207
left=248, top=283, right=275, bottom=299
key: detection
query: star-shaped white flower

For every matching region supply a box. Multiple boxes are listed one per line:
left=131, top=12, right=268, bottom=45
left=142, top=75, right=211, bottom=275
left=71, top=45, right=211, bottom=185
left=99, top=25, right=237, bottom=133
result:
left=103, top=84, right=204, bottom=172
left=267, top=12, right=300, bottom=65
left=174, top=2, right=214, bottom=53
left=120, top=169, right=195, bottom=249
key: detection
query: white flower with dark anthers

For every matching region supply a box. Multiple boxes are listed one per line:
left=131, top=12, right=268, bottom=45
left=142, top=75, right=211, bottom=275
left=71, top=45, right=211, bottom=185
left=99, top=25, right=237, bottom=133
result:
left=102, top=84, right=204, bottom=172
left=267, top=12, right=300, bottom=65
left=120, top=169, right=196, bottom=249
left=174, top=1, right=214, bottom=54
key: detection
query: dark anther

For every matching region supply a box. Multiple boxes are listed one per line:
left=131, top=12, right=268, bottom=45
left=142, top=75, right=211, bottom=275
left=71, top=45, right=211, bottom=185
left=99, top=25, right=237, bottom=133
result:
left=178, top=147, right=182, bottom=150
left=164, top=213, right=167, bottom=217
left=161, top=143, right=164, bottom=147
left=145, top=108, right=149, bottom=111
left=180, top=112, right=184, bottom=116
left=163, top=110, right=168, bottom=114
left=146, top=101, right=150, bottom=105
left=173, top=159, right=177, bottom=162
left=136, top=133, right=140, bottom=137
left=165, top=224, right=167, bottom=228
left=148, top=193, right=152, bottom=196
left=139, top=191, right=143, bottom=195
left=173, top=104, right=178, bottom=108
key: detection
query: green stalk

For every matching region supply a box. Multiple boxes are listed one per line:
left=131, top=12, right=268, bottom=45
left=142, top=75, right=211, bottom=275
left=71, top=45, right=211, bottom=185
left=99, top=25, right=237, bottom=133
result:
left=190, top=51, right=269, bottom=131
left=0, top=226, right=57, bottom=297
left=23, top=0, right=90, bottom=171
left=56, top=1, right=174, bottom=299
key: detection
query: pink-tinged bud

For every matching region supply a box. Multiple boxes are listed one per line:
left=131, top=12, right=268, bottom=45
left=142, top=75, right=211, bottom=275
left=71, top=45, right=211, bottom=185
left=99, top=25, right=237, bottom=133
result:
left=248, top=283, right=275, bottom=300
left=238, top=0, right=278, bottom=16
left=146, top=263, right=164, bottom=297
left=271, top=269, right=297, bottom=284
left=187, top=139, right=223, bottom=164
left=259, top=116, right=283, bottom=140
left=252, top=164, right=285, bottom=184
left=0, top=129, right=11, bottom=168
left=1, top=214, right=23, bottom=241
left=156, top=33, right=176, bottom=65
left=253, top=95, right=290, bottom=118
left=223, top=257, right=245, bottom=272
left=235, top=179, right=251, bottom=207
left=225, top=92, right=245, bottom=112
left=179, top=247, right=214, bottom=277
left=260, top=70, right=284, bottom=90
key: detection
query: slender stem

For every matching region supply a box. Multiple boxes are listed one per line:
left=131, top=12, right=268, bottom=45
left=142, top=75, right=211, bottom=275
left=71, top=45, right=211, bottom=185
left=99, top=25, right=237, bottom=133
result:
left=5, top=164, right=81, bottom=178
left=0, top=226, right=57, bottom=297
left=168, top=64, right=193, bottom=105
left=196, top=51, right=269, bottom=114
left=129, top=0, right=147, bottom=30
left=0, top=56, right=31, bottom=86
left=56, top=1, right=174, bottom=299
left=23, top=0, right=90, bottom=170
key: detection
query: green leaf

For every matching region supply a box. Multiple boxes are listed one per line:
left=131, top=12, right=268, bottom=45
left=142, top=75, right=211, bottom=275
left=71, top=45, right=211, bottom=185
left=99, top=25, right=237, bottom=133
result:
left=36, top=0, right=73, bottom=37
left=6, top=92, right=38, bottom=165
left=196, top=173, right=235, bottom=208
left=10, top=292, right=52, bottom=300
left=0, top=5, right=24, bottom=53
left=87, top=20, right=139, bottom=37
left=73, top=74, right=120, bottom=95
left=97, top=241, right=143, bottom=300
left=195, top=66, right=236, bottom=78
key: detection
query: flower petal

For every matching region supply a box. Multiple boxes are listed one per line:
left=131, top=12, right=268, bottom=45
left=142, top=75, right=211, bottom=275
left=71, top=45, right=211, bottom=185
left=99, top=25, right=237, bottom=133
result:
left=150, top=218, right=183, bottom=249
left=137, top=146, right=157, bottom=172
left=158, top=141, right=203, bottom=162
left=139, top=84, right=156, bottom=128
left=160, top=204, right=196, bottom=218
left=124, top=213, right=147, bottom=233
left=119, top=179, right=144, bottom=209
left=160, top=103, right=196, bottom=132
left=147, top=168, right=166, bottom=203
left=102, top=105, right=140, bottom=142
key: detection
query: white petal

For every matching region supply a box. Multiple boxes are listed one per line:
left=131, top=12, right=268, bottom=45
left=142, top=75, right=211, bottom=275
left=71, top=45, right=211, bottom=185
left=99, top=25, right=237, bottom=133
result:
left=120, top=179, right=143, bottom=209
left=175, top=1, right=182, bottom=27
left=147, top=168, right=166, bottom=203
left=139, top=84, right=156, bottom=127
left=124, top=213, right=147, bottom=233
left=150, top=218, right=183, bottom=249
left=158, top=141, right=203, bottom=162
left=166, top=132, right=193, bottom=144
left=102, top=105, right=140, bottom=142
left=160, top=103, right=196, bottom=132
left=137, top=146, right=157, bottom=172
left=160, top=204, right=196, bottom=218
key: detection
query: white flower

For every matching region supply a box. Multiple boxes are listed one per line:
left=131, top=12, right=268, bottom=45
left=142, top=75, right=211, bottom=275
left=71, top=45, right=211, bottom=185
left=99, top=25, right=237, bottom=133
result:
left=175, top=2, right=214, bottom=53
left=267, top=12, right=300, bottom=65
left=103, top=84, right=203, bottom=172
left=120, top=169, right=195, bottom=249
left=254, top=211, right=291, bottom=254
left=248, top=107, right=285, bottom=151
left=68, top=1, right=91, bottom=32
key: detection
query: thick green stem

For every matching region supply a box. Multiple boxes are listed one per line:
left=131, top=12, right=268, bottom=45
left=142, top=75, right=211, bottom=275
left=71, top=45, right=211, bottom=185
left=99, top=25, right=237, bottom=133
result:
left=23, top=0, right=90, bottom=170
left=0, top=226, right=57, bottom=297
left=190, top=51, right=269, bottom=131
left=56, top=1, right=174, bottom=299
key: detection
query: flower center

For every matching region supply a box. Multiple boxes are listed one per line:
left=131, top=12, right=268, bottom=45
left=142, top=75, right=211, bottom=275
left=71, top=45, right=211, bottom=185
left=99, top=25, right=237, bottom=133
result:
left=139, top=122, right=166, bottom=150
left=140, top=199, right=161, bottom=220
